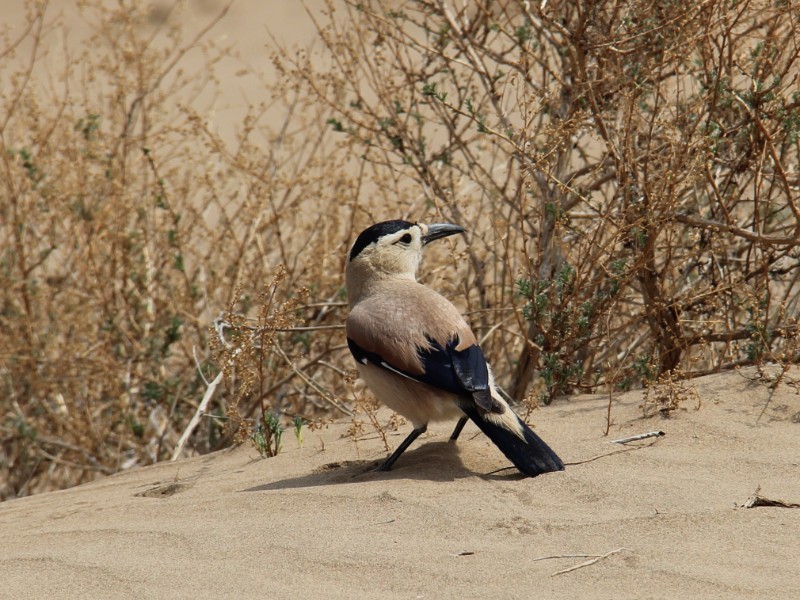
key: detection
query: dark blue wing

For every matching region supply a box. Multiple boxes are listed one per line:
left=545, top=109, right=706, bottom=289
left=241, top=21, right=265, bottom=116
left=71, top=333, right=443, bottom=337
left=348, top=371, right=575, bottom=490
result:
left=347, top=336, right=494, bottom=412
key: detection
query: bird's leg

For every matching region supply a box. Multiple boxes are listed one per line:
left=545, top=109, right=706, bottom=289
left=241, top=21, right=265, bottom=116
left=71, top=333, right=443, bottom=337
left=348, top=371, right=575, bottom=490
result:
left=377, top=425, right=427, bottom=471
left=449, top=416, right=469, bottom=442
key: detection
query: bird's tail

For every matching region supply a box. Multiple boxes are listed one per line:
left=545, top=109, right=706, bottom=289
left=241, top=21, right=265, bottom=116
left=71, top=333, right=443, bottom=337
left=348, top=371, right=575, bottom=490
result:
left=459, top=402, right=564, bottom=477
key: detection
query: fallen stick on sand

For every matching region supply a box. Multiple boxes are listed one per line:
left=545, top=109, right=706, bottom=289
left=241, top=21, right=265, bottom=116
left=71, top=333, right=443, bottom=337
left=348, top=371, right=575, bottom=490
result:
left=742, top=486, right=800, bottom=509
left=533, top=547, right=628, bottom=577
left=610, top=431, right=665, bottom=444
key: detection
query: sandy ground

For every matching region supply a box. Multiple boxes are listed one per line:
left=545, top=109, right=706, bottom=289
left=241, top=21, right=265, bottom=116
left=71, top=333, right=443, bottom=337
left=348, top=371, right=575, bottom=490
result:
left=2, top=368, right=799, bottom=599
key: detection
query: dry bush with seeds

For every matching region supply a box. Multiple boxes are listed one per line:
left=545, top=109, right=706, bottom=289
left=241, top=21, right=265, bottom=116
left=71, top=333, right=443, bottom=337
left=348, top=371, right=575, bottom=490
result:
left=2, top=0, right=800, bottom=499
left=0, top=1, right=354, bottom=499
left=640, top=370, right=702, bottom=418
left=275, top=0, right=800, bottom=407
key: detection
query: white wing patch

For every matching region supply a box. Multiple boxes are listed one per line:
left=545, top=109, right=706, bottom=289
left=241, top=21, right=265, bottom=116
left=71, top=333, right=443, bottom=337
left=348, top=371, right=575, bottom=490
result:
left=380, top=361, right=419, bottom=382
left=358, top=356, right=417, bottom=383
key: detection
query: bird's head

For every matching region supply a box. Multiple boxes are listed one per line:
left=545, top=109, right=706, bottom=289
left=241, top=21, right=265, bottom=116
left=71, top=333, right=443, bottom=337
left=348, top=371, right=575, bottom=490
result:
left=345, top=220, right=465, bottom=300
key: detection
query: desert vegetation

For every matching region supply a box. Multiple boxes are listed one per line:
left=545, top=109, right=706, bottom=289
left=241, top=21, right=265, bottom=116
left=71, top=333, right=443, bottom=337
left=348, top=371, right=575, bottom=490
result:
left=2, top=0, right=799, bottom=499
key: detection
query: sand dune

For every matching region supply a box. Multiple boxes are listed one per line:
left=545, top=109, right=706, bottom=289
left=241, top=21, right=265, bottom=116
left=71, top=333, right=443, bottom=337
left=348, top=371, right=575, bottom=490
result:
left=2, top=368, right=799, bottom=599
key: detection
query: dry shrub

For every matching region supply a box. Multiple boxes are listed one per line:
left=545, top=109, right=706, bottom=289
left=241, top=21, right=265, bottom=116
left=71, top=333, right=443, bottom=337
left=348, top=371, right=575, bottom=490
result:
left=640, top=370, right=702, bottom=418
left=275, top=0, right=800, bottom=406
left=2, top=0, right=800, bottom=499
left=0, top=1, right=354, bottom=499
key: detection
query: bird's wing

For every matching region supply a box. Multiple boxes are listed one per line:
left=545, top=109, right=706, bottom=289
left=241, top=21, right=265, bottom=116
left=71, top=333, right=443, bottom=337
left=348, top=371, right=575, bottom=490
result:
left=346, top=333, right=497, bottom=413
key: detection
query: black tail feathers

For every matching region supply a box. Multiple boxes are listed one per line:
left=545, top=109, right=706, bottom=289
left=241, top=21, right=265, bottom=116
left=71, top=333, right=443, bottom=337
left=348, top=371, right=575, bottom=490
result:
left=460, top=404, right=564, bottom=477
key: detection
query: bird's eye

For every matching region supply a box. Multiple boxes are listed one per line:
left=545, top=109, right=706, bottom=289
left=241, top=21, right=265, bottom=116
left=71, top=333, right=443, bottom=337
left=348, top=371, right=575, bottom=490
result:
left=397, top=233, right=413, bottom=244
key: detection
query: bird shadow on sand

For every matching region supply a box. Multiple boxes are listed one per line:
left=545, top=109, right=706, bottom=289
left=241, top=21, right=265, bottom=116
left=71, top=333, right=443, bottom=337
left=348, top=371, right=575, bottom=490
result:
left=243, top=441, right=527, bottom=492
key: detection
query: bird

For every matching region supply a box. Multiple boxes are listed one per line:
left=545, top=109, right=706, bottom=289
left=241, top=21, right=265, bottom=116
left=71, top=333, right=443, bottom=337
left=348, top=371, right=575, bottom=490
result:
left=344, top=219, right=564, bottom=477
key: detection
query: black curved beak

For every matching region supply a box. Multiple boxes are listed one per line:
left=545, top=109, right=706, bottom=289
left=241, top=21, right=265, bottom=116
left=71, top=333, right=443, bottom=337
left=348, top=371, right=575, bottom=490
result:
left=421, top=223, right=466, bottom=245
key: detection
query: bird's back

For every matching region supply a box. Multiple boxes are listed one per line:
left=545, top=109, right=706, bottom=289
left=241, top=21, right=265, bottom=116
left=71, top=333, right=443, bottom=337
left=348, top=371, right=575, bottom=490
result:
left=346, top=278, right=476, bottom=376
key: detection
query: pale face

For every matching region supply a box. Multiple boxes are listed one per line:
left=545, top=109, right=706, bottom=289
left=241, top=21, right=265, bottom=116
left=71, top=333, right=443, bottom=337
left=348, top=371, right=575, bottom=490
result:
left=345, top=221, right=464, bottom=305
left=355, top=223, right=425, bottom=277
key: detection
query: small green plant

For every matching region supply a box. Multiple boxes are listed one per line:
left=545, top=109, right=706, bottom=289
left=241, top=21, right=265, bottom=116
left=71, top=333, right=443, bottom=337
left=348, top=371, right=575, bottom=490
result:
left=293, top=416, right=305, bottom=448
left=516, top=262, right=605, bottom=403
left=255, top=412, right=283, bottom=458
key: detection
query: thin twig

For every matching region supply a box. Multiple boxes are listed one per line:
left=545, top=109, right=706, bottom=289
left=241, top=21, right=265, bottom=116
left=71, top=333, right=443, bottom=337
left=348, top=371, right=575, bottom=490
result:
left=192, top=345, right=210, bottom=386
left=272, top=343, right=353, bottom=416
left=566, top=438, right=661, bottom=466
left=171, top=371, right=223, bottom=461
left=214, top=314, right=344, bottom=334
left=550, top=548, right=627, bottom=576
left=533, top=553, right=605, bottom=562
left=610, top=430, right=665, bottom=444
left=274, top=325, right=346, bottom=332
